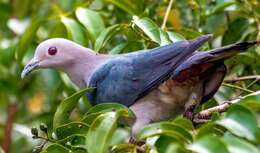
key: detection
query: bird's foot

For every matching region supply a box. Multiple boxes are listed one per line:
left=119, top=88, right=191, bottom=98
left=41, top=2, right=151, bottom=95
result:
left=135, top=145, right=148, bottom=153
left=184, top=110, right=212, bottom=124
left=129, top=137, right=145, bottom=146
left=183, top=109, right=195, bottom=120
left=129, top=137, right=148, bottom=153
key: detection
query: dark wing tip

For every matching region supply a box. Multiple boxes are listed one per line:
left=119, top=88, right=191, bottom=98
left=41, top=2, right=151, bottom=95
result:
left=188, top=34, right=213, bottom=51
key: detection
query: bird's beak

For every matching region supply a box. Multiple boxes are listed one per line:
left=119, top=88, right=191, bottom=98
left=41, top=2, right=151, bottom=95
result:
left=21, top=59, right=40, bottom=79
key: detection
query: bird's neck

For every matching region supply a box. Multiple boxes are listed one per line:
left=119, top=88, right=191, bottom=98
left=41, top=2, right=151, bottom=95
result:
left=63, top=49, right=110, bottom=88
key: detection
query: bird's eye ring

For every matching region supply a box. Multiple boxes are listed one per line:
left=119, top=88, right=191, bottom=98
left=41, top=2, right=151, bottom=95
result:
left=48, top=47, right=57, bottom=56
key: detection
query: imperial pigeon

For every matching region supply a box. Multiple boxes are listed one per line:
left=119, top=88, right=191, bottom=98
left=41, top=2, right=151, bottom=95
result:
left=21, top=34, right=258, bottom=138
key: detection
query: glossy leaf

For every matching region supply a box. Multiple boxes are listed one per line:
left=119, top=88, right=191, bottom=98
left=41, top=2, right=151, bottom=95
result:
left=85, top=103, right=135, bottom=117
left=76, top=7, right=105, bottom=41
left=132, top=16, right=161, bottom=44
left=55, top=122, right=89, bottom=140
left=111, top=144, right=135, bottom=153
left=239, top=91, right=260, bottom=111
left=16, top=18, right=43, bottom=62
left=167, top=31, right=186, bottom=42
left=86, top=111, right=120, bottom=153
left=222, top=18, right=249, bottom=45
left=94, top=24, right=124, bottom=51
left=53, top=88, right=93, bottom=129
left=61, top=16, right=87, bottom=46
left=106, top=0, right=143, bottom=15
left=57, top=134, right=86, bottom=146
left=188, top=135, right=229, bottom=153
left=155, top=136, right=181, bottom=153
left=110, top=128, right=129, bottom=145
left=217, top=104, right=260, bottom=143
left=196, top=122, right=224, bottom=139
left=166, top=143, right=189, bottom=153
left=42, top=143, right=71, bottom=153
left=137, top=122, right=193, bottom=143
left=223, top=134, right=259, bottom=153
left=173, top=117, right=194, bottom=131
left=81, top=112, right=102, bottom=125
left=207, top=1, right=236, bottom=16
left=159, top=29, right=172, bottom=46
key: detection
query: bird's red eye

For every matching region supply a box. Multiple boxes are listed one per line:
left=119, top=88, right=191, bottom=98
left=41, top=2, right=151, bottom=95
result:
left=48, top=47, right=57, bottom=56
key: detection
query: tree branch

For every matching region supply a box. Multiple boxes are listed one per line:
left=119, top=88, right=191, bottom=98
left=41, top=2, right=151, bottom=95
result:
left=222, top=83, right=254, bottom=93
left=192, top=91, right=260, bottom=124
left=2, top=103, right=18, bottom=153
left=224, top=75, right=260, bottom=83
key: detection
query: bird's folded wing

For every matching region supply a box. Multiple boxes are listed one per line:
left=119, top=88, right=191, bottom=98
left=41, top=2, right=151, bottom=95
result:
left=88, top=35, right=212, bottom=106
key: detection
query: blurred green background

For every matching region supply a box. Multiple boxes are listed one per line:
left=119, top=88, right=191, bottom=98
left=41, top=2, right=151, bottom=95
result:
left=0, top=0, right=260, bottom=153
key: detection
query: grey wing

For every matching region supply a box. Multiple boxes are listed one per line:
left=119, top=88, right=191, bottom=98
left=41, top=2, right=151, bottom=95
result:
left=88, top=35, right=212, bottom=106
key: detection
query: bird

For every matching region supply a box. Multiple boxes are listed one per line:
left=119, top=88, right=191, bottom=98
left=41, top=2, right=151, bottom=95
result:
left=21, top=34, right=258, bottom=140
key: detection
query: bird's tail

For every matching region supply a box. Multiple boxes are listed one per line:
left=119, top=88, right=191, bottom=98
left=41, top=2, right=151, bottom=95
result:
left=206, top=40, right=260, bottom=62
left=172, top=40, right=259, bottom=79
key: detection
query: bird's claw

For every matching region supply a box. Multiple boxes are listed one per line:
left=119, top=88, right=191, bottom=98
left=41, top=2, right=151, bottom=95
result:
left=129, top=137, right=145, bottom=146
left=183, top=110, right=195, bottom=120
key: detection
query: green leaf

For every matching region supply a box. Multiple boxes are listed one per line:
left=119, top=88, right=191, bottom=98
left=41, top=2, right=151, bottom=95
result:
left=76, top=7, right=105, bottom=41
left=207, top=1, right=236, bottom=16
left=178, top=28, right=205, bottom=39
left=155, top=136, right=182, bottom=153
left=55, top=122, right=89, bottom=140
left=166, top=143, right=189, bottom=153
left=94, top=24, right=124, bottom=51
left=42, top=143, right=71, bottom=153
left=110, top=128, right=129, bottom=145
left=188, top=135, right=229, bottom=153
left=81, top=112, right=102, bottom=125
left=159, top=29, right=172, bottom=46
left=132, top=16, right=161, bottom=44
left=239, top=91, right=260, bottom=111
left=57, top=134, right=86, bottom=146
left=106, top=0, right=143, bottom=15
left=86, top=103, right=135, bottom=116
left=167, top=31, right=186, bottom=43
left=53, top=88, right=93, bottom=129
left=82, top=103, right=135, bottom=126
left=109, top=43, right=128, bottom=54
left=86, top=111, right=121, bottom=153
left=173, top=117, right=194, bottom=131
left=61, top=16, right=87, bottom=46
left=223, top=134, right=259, bottom=153
left=196, top=122, right=224, bottom=139
left=16, top=18, right=43, bottom=62
left=216, top=104, right=260, bottom=143
left=109, top=41, right=143, bottom=54
left=111, top=144, right=135, bottom=153
left=137, top=122, right=193, bottom=143
left=222, top=18, right=249, bottom=45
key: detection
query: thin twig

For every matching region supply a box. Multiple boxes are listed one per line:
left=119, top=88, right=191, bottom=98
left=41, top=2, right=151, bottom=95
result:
left=192, top=91, right=260, bottom=124
left=193, top=100, right=238, bottom=124
left=161, top=0, right=174, bottom=30
left=222, top=83, right=254, bottom=93
left=224, top=75, right=260, bottom=83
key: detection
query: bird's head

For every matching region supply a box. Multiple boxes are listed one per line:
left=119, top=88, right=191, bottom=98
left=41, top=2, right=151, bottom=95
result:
left=21, top=38, right=84, bottom=79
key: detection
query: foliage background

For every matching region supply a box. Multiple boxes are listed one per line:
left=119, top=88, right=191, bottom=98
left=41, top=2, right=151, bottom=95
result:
left=0, top=0, right=260, bottom=153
